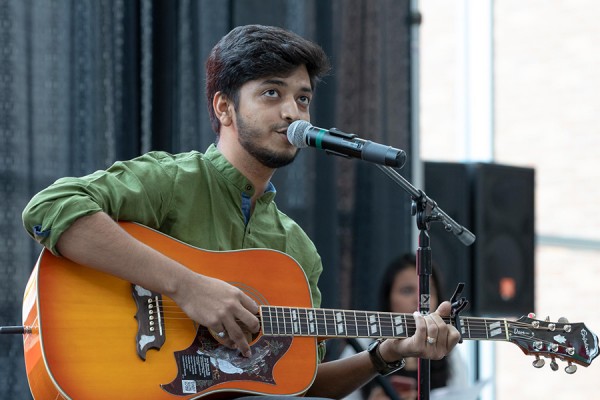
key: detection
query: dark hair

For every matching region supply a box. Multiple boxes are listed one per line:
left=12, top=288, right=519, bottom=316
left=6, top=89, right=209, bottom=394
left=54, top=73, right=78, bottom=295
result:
left=365, top=253, right=450, bottom=395
left=205, top=24, right=331, bottom=134
left=377, top=253, right=446, bottom=312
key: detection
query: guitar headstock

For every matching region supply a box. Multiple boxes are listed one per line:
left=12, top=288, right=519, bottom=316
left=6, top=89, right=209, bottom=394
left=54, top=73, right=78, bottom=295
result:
left=507, top=313, right=599, bottom=373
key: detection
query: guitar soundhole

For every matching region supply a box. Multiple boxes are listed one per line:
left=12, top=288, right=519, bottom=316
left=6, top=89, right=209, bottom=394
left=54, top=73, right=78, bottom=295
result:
left=161, top=326, right=292, bottom=396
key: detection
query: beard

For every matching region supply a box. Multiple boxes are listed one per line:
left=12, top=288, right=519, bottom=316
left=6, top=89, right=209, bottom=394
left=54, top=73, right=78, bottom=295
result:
left=236, top=114, right=299, bottom=169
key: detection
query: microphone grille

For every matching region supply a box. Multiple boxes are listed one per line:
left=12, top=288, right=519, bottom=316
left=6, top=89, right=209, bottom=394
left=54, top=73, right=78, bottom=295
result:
left=287, top=120, right=311, bottom=148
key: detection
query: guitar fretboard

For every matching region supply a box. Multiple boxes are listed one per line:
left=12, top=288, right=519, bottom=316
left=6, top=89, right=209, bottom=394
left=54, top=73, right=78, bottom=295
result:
left=260, top=306, right=510, bottom=341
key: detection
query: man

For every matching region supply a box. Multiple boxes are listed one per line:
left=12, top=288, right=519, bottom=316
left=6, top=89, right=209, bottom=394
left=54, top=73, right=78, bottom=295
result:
left=22, top=25, right=460, bottom=398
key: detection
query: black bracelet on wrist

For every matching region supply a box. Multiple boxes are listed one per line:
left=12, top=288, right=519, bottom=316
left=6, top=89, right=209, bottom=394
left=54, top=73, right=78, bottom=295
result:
left=367, top=338, right=406, bottom=376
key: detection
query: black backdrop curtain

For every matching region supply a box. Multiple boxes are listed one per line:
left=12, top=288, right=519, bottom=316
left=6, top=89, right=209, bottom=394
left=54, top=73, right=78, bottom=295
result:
left=0, top=1, right=414, bottom=397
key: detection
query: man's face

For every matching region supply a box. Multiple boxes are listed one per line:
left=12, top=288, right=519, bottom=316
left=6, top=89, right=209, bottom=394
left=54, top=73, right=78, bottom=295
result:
left=233, top=65, right=312, bottom=169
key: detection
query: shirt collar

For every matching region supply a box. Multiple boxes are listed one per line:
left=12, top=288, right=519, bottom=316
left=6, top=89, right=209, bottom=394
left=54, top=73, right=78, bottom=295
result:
left=204, top=143, right=277, bottom=203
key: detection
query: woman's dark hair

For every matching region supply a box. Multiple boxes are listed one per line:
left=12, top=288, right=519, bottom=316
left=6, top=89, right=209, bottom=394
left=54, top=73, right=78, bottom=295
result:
left=205, top=24, right=331, bottom=134
left=377, top=253, right=446, bottom=312
left=365, top=253, right=449, bottom=396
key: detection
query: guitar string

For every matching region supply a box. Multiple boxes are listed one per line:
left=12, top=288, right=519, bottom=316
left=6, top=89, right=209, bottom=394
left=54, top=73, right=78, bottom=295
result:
left=140, top=312, right=568, bottom=349
left=154, top=312, right=554, bottom=339
left=155, top=299, right=550, bottom=330
left=147, top=323, right=565, bottom=352
left=150, top=301, right=564, bottom=341
left=152, top=304, right=547, bottom=331
left=155, top=308, right=539, bottom=330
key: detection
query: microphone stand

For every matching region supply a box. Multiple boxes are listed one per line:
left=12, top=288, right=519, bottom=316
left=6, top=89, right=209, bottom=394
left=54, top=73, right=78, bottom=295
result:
left=376, top=164, right=475, bottom=400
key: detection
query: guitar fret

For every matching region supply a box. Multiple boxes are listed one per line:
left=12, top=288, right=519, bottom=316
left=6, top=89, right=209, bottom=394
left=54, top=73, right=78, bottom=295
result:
left=301, top=308, right=308, bottom=336
left=342, top=310, right=357, bottom=337
left=292, top=308, right=300, bottom=335
left=286, top=308, right=293, bottom=335
left=264, top=306, right=274, bottom=335
left=301, top=309, right=309, bottom=336
left=335, top=310, right=345, bottom=335
left=367, top=312, right=379, bottom=337
left=351, top=311, right=359, bottom=337
left=380, top=312, right=393, bottom=337
left=261, top=307, right=269, bottom=335
left=303, top=308, right=310, bottom=336
left=462, top=317, right=467, bottom=339
left=298, top=308, right=307, bottom=335
left=286, top=308, right=292, bottom=334
left=343, top=311, right=349, bottom=336
left=275, top=307, right=281, bottom=335
left=281, top=307, right=288, bottom=335
left=375, top=312, right=382, bottom=337
left=354, top=311, right=368, bottom=337
left=392, top=313, right=406, bottom=338
left=287, top=308, right=293, bottom=334
left=308, top=309, right=317, bottom=335
left=471, top=318, right=482, bottom=339
left=489, top=320, right=503, bottom=339
left=288, top=308, right=295, bottom=335
left=327, top=309, right=337, bottom=336
left=320, top=309, right=328, bottom=336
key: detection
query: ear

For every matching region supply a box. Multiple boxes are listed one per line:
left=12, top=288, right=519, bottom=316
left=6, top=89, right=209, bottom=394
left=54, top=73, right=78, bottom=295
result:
left=212, top=92, right=233, bottom=127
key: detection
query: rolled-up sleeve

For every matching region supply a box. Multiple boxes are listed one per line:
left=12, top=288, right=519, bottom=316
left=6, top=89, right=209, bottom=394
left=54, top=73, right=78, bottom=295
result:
left=22, top=152, right=177, bottom=255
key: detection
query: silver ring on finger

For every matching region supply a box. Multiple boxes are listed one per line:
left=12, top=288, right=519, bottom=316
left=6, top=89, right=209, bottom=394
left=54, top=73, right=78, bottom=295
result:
left=427, top=336, right=437, bottom=345
left=217, top=330, right=227, bottom=338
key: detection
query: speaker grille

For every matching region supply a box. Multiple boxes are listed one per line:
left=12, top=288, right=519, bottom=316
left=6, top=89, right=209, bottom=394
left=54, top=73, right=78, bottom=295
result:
left=425, top=162, right=535, bottom=316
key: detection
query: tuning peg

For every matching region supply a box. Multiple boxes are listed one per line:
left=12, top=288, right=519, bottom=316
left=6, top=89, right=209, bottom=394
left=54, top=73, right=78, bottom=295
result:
left=532, top=356, right=545, bottom=368
left=565, top=362, right=577, bottom=374
left=550, top=358, right=559, bottom=371
left=545, top=316, right=551, bottom=322
left=557, top=317, right=573, bottom=332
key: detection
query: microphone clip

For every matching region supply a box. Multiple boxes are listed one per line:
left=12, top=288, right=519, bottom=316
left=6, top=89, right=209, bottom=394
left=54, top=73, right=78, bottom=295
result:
left=328, top=127, right=357, bottom=140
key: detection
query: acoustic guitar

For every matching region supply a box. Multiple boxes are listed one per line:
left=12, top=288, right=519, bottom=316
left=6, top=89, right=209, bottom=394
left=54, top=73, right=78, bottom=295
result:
left=20, top=222, right=598, bottom=399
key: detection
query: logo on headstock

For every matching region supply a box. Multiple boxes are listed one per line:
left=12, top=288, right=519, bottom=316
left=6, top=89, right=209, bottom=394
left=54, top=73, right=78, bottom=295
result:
left=513, top=328, right=533, bottom=337
left=582, top=329, right=591, bottom=357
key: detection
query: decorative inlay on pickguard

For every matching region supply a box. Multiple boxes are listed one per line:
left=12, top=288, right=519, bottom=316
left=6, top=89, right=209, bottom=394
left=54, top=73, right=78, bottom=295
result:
left=161, top=327, right=292, bottom=396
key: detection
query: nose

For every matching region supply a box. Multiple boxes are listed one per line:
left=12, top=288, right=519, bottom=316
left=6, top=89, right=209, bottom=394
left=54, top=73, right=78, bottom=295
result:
left=280, top=97, right=301, bottom=122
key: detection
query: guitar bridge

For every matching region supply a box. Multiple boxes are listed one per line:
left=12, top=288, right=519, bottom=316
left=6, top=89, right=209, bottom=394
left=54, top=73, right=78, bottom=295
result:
left=132, top=284, right=166, bottom=360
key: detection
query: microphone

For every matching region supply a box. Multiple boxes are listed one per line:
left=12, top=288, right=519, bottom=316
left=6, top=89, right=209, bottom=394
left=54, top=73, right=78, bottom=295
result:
left=287, top=120, right=406, bottom=168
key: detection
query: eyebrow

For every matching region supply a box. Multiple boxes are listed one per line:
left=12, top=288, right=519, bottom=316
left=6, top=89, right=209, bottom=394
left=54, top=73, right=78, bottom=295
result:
left=260, top=78, right=313, bottom=94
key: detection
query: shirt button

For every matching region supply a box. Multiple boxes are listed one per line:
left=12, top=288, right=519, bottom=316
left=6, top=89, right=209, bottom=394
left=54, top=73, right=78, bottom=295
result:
left=245, top=184, right=252, bottom=191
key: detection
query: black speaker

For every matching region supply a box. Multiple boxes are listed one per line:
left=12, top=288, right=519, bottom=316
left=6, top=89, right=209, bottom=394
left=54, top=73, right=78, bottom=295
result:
left=424, top=162, right=535, bottom=316
left=422, top=162, right=474, bottom=305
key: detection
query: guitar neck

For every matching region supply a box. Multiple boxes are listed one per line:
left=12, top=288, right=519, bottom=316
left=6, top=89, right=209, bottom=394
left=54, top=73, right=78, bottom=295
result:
left=260, top=306, right=509, bottom=342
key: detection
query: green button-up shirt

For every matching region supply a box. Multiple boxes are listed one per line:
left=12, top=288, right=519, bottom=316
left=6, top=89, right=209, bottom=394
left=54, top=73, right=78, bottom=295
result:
left=22, top=144, right=323, bottom=309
